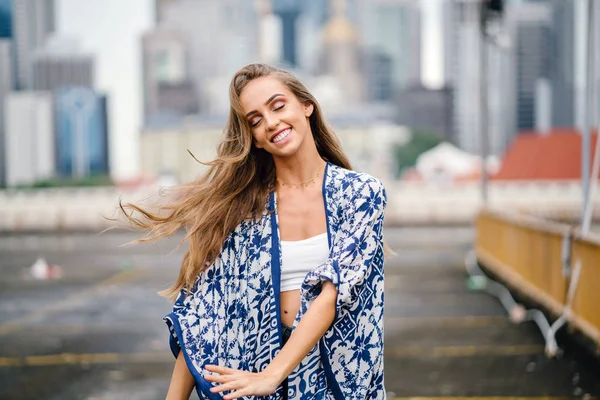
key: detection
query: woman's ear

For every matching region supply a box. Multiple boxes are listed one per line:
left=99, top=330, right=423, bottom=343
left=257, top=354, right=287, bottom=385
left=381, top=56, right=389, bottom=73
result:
left=305, top=103, right=314, bottom=117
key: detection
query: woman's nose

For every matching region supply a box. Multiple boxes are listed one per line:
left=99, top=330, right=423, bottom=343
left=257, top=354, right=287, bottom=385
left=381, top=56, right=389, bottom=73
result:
left=264, top=113, right=279, bottom=130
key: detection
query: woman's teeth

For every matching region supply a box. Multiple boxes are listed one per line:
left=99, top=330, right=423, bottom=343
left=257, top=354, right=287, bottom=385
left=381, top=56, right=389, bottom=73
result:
left=273, top=129, right=291, bottom=143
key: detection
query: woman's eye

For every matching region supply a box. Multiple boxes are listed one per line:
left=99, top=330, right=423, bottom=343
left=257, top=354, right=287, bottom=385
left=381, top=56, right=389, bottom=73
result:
left=250, top=118, right=261, bottom=127
left=273, top=103, right=285, bottom=111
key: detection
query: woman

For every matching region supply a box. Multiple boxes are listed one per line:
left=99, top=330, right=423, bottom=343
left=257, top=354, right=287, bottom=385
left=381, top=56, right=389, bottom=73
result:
left=123, top=63, right=387, bottom=399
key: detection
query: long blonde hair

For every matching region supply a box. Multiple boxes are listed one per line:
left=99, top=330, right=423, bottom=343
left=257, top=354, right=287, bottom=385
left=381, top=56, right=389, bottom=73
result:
left=121, top=63, right=352, bottom=300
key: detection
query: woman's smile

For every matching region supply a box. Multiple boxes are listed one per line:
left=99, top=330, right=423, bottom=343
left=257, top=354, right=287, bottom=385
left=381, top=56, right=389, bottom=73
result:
left=271, top=128, right=292, bottom=145
left=240, top=76, right=314, bottom=157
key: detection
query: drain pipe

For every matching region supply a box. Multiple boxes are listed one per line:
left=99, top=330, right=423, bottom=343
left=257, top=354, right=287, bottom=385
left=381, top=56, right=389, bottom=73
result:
left=464, top=251, right=559, bottom=356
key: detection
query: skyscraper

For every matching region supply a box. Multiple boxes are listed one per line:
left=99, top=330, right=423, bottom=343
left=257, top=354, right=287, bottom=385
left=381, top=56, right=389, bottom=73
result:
left=363, top=50, right=393, bottom=102
left=398, top=84, right=454, bottom=140
left=320, top=0, right=364, bottom=106
left=453, top=0, right=556, bottom=156
left=142, top=27, right=197, bottom=123
left=272, top=0, right=302, bottom=67
left=442, top=0, right=459, bottom=88
left=160, top=0, right=259, bottom=115
left=0, top=0, right=14, bottom=185
left=32, top=52, right=94, bottom=92
left=296, top=0, right=328, bottom=72
left=356, top=0, right=421, bottom=89
left=0, top=38, right=14, bottom=186
left=548, top=0, right=575, bottom=128
left=55, top=86, right=109, bottom=178
left=4, top=91, right=54, bottom=186
left=12, top=0, right=55, bottom=89
left=0, top=0, right=12, bottom=38
left=452, top=1, right=482, bottom=154
left=506, top=0, right=552, bottom=132
left=255, top=0, right=281, bottom=66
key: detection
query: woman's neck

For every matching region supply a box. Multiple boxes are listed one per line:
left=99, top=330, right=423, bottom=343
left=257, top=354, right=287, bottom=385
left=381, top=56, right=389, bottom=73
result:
left=274, top=153, right=326, bottom=188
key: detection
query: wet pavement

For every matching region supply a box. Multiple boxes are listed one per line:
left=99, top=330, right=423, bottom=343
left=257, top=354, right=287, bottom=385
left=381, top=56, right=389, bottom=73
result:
left=0, top=227, right=599, bottom=399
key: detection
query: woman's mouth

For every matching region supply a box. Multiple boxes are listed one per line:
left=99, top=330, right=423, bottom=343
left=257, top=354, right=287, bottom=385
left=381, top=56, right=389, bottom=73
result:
left=271, top=128, right=291, bottom=143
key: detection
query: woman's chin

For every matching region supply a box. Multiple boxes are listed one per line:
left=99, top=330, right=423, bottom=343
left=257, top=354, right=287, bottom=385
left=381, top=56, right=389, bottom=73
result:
left=269, top=141, right=301, bottom=158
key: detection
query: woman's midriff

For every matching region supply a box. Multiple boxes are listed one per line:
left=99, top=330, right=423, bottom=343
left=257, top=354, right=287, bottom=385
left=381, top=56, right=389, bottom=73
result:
left=280, top=289, right=301, bottom=327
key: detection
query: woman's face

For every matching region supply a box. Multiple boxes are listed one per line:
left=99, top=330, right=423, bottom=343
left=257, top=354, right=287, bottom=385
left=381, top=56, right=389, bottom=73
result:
left=239, top=75, right=314, bottom=159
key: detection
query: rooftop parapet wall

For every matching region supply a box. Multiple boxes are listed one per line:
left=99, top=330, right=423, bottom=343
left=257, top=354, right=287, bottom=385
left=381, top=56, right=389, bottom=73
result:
left=475, top=209, right=600, bottom=350
left=0, top=180, right=599, bottom=231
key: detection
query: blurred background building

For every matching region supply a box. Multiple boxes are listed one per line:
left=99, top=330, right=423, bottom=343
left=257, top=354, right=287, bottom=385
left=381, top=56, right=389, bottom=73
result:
left=141, top=28, right=197, bottom=124
left=548, top=0, right=576, bottom=129
left=0, top=0, right=14, bottom=186
left=4, top=91, right=54, bottom=187
left=12, top=0, right=55, bottom=90
left=31, top=36, right=94, bottom=91
left=0, top=0, right=598, bottom=188
left=357, top=0, right=421, bottom=91
left=154, top=0, right=259, bottom=116
left=0, top=0, right=110, bottom=187
left=507, top=0, right=552, bottom=133
left=55, top=86, right=109, bottom=179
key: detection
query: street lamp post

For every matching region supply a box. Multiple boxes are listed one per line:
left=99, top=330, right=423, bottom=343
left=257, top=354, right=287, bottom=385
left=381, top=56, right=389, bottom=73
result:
left=478, top=0, right=504, bottom=206
left=479, top=0, right=490, bottom=205
left=579, top=0, right=592, bottom=229
left=581, top=0, right=598, bottom=233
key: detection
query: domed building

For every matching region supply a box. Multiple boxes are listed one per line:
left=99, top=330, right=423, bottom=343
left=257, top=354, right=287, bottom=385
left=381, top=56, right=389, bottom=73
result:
left=320, top=0, right=365, bottom=105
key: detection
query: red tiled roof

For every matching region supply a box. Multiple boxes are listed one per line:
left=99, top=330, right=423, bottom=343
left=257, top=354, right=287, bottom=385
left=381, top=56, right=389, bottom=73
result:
left=492, top=128, right=599, bottom=180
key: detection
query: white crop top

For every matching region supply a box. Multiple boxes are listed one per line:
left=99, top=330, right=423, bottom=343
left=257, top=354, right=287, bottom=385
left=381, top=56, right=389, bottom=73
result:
left=280, top=232, right=329, bottom=292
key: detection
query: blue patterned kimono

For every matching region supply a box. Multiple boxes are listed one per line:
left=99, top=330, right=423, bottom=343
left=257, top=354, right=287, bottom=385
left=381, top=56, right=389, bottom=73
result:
left=164, top=163, right=387, bottom=399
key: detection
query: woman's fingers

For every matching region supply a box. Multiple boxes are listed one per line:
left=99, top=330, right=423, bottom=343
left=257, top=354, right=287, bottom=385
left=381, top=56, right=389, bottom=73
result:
left=204, top=373, right=234, bottom=383
left=203, top=367, right=276, bottom=398
left=205, top=364, right=236, bottom=374
left=223, top=389, right=249, bottom=400
left=210, top=380, right=241, bottom=393
left=208, top=376, right=257, bottom=396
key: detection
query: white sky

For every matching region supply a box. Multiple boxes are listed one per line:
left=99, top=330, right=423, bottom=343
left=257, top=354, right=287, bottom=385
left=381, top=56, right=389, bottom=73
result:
left=421, top=0, right=444, bottom=89
left=56, top=0, right=154, bottom=181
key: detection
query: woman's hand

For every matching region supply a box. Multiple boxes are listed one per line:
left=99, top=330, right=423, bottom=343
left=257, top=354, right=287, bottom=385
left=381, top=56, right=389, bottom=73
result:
left=204, top=365, right=282, bottom=399
left=204, top=281, right=337, bottom=399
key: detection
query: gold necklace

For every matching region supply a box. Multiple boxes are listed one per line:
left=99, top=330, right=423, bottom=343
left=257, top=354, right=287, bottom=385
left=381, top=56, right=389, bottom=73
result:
left=277, top=166, right=323, bottom=189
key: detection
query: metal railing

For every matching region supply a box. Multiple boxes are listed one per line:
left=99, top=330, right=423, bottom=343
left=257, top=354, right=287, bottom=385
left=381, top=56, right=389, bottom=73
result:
left=472, top=208, right=600, bottom=355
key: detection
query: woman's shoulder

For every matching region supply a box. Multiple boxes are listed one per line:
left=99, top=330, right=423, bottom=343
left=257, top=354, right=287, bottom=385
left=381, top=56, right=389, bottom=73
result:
left=327, top=164, right=386, bottom=201
left=328, top=164, right=385, bottom=189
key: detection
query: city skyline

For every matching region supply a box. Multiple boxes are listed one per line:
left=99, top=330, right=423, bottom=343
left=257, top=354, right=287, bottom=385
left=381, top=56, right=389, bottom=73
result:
left=1, top=0, right=597, bottom=186
left=0, top=0, right=450, bottom=184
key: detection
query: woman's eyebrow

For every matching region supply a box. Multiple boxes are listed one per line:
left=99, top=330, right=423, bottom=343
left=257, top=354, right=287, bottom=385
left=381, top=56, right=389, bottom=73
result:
left=246, top=93, right=284, bottom=118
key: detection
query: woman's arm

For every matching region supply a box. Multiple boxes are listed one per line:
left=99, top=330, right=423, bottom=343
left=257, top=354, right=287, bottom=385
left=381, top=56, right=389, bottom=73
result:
left=166, top=350, right=195, bottom=400
left=204, top=281, right=338, bottom=399
left=265, top=280, right=337, bottom=380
